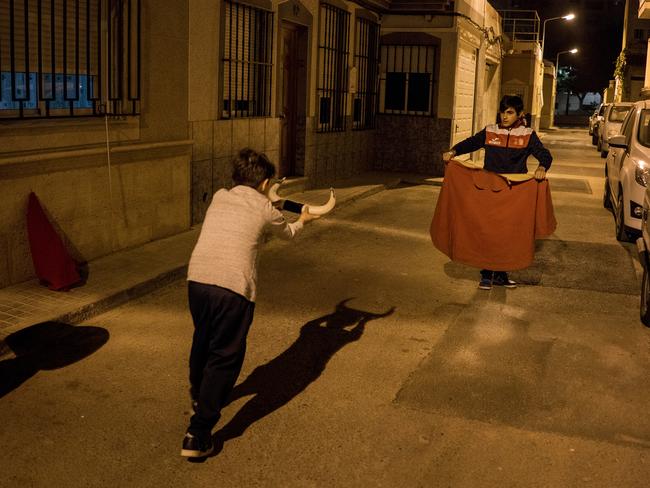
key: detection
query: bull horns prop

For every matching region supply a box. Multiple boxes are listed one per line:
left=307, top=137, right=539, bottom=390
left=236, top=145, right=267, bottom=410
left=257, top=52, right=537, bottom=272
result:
left=268, top=179, right=336, bottom=216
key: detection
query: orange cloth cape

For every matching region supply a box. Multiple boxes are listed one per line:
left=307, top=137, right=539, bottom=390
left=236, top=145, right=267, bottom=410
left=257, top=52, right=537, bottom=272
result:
left=430, top=161, right=557, bottom=270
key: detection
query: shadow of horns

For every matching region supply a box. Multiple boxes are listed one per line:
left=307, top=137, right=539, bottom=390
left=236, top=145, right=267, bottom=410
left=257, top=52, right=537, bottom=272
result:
left=214, top=298, right=395, bottom=445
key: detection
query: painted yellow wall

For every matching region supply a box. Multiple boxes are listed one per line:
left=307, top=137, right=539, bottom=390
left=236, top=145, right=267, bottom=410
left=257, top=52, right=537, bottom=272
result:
left=0, top=0, right=192, bottom=287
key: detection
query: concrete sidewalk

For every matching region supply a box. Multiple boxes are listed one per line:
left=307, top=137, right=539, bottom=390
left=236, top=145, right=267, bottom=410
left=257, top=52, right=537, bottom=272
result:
left=0, top=171, right=438, bottom=354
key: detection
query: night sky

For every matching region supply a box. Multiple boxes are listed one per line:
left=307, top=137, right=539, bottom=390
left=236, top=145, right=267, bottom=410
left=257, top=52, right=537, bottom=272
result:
left=489, top=0, right=626, bottom=93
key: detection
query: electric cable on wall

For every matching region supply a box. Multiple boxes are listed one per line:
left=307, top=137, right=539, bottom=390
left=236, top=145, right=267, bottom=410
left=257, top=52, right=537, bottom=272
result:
left=104, top=112, right=116, bottom=252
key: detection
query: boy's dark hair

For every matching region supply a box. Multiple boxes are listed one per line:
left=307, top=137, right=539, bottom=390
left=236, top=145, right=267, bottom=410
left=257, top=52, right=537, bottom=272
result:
left=499, top=95, right=524, bottom=114
left=232, top=148, right=276, bottom=188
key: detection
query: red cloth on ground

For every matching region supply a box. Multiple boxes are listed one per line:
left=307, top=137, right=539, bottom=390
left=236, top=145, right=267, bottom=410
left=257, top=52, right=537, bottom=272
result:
left=430, top=161, right=557, bottom=270
left=26, top=192, right=81, bottom=290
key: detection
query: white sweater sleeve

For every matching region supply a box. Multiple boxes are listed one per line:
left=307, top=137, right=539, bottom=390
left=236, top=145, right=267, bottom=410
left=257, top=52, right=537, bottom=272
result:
left=267, top=204, right=303, bottom=240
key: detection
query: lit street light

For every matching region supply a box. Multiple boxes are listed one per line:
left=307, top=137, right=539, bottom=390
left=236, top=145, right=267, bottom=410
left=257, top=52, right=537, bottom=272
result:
left=556, top=48, right=579, bottom=117
left=556, top=48, right=579, bottom=75
left=541, top=13, right=575, bottom=61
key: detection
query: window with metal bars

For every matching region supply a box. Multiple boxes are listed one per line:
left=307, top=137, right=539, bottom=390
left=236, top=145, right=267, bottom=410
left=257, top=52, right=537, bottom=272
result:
left=0, top=0, right=141, bottom=119
left=222, top=0, right=273, bottom=119
left=379, top=44, right=436, bottom=116
left=352, top=16, right=379, bottom=130
left=317, top=2, right=349, bottom=132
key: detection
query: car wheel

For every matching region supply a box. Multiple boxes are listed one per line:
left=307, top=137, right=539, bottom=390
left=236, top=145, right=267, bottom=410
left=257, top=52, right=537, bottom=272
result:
left=641, top=267, right=650, bottom=327
left=615, top=189, right=631, bottom=242
left=603, top=178, right=613, bottom=210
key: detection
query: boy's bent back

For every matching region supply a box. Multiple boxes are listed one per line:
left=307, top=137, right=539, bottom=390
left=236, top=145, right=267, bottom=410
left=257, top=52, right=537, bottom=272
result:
left=187, top=184, right=303, bottom=303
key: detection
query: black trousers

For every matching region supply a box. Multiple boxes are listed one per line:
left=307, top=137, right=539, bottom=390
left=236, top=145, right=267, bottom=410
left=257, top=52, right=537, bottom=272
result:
left=480, top=269, right=508, bottom=279
left=186, top=281, right=255, bottom=439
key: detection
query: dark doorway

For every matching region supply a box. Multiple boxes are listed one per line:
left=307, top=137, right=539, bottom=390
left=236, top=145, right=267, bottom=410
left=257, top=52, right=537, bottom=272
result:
left=279, top=21, right=308, bottom=177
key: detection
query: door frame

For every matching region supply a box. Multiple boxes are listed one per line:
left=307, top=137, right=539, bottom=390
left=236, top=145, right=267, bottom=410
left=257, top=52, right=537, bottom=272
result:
left=277, top=1, right=312, bottom=177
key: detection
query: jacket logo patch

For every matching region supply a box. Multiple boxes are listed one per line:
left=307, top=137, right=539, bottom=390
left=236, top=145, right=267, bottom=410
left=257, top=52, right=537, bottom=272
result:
left=487, top=136, right=506, bottom=146
left=507, top=135, right=531, bottom=148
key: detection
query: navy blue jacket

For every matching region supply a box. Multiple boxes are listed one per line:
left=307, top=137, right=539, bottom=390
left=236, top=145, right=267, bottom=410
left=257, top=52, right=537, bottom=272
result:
left=452, top=123, right=552, bottom=174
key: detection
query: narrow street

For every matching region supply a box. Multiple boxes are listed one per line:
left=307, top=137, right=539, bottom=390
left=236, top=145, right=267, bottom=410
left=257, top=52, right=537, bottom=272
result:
left=1, top=128, right=649, bottom=487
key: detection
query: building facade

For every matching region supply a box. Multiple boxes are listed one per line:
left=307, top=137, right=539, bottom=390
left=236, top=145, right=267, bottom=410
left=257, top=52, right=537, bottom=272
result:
left=618, top=0, right=650, bottom=101
left=0, top=0, right=504, bottom=288
left=0, top=0, right=192, bottom=288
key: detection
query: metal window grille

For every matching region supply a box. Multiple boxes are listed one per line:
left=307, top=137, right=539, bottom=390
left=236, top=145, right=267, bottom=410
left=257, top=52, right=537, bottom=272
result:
left=379, top=44, right=435, bottom=116
left=0, top=0, right=141, bottom=119
left=222, top=0, right=273, bottom=119
left=317, top=2, right=349, bottom=132
left=352, top=16, right=378, bottom=130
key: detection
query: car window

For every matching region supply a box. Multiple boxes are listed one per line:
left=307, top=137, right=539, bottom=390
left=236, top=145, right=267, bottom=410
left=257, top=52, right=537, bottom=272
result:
left=619, top=110, right=635, bottom=146
left=638, top=109, right=650, bottom=148
left=619, top=108, right=634, bottom=134
left=609, top=105, right=631, bottom=122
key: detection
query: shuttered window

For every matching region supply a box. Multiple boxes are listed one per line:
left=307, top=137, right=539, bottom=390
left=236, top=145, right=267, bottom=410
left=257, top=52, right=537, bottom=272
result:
left=222, top=0, right=273, bottom=119
left=352, top=15, right=379, bottom=130
left=0, top=0, right=140, bottom=118
left=317, top=2, right=349, bottom=132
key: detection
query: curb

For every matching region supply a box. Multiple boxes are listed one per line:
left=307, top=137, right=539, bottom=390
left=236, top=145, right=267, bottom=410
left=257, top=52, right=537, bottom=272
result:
left=0, top=176, right=418, bottom=355
left=55, top=266, right=189, bottom=324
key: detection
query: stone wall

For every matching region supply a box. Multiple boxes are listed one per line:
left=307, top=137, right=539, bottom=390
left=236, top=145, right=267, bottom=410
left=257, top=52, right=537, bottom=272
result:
left=305, top=117, right=376, bottom=188
left=374, top=115, right=451, bottom=176
left=0, top=143, right=191, bottom=288
left=190, top=118, right=282, bottom=224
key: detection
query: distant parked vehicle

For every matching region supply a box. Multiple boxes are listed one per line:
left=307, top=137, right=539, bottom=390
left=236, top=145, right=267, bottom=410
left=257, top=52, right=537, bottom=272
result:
left=598, top=102, right=633, bottom=157
left=591, top=103, right=609, bottom=145
left=589, top=103, right=605, bottom=139
left=604, top=100, right=650, bottom=242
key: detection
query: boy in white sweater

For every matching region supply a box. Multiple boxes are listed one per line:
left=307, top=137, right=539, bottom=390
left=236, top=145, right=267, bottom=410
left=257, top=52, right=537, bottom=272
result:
left=181, top=148, right=318, bottom=458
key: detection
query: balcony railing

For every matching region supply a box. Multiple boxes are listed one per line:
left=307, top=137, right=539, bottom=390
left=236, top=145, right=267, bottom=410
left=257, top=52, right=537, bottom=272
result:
left=498, top=9, right=540, bottom=43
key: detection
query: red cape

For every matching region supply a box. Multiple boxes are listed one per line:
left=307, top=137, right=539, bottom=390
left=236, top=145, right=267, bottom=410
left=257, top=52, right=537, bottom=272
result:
left=27, top=192, right=81, bottom=290
left=430, top=161, right=557, bottom=270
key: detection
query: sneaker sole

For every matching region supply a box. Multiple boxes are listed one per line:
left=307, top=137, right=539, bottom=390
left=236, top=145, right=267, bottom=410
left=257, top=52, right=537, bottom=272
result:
left=478, top=285, right=492, bottom=290
left=181, top=446, right=215, bottom=458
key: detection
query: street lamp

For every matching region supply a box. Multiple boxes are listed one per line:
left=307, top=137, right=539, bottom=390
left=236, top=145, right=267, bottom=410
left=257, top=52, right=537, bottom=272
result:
left=541, top=13, right=575, bottom=61
left=556, top=48, right=579, bottom=117
left=556, top=48, right=579, bottom=75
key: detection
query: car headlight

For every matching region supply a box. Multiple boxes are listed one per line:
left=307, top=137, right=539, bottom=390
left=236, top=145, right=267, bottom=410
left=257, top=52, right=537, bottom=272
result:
left=635, top=163, right=650, bottom=186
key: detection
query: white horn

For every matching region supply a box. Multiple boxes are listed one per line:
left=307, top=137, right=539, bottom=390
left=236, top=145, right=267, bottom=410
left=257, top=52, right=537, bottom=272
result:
left=267, top=177, right=286, bottom=202
left=305, top=188, right=336, bottom=215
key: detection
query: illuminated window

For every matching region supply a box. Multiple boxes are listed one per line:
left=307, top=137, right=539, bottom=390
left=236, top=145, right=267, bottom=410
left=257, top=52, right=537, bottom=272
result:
left=0, top=0, right=141, bottom=119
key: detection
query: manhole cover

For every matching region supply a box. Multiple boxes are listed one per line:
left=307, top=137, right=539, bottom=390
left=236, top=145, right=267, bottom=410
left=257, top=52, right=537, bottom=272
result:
left=548, top=177, right=592, bottom=194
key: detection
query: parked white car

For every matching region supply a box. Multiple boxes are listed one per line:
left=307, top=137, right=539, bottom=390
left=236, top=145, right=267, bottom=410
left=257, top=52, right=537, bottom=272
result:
left=589, top=103, right=606, bottom=142
left=598, top=102, right=633, bottom=157
left=604, top=100, right=650, bottom=242
left=637, top=188, right=650, bottom=326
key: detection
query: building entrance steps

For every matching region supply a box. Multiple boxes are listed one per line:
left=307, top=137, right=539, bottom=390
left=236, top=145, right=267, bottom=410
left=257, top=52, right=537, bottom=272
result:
left=0, top=171, right=437, bottom=356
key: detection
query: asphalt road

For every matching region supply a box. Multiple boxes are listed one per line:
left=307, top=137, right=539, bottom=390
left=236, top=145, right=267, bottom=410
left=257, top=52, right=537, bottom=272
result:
left=1, top=128, right=649, bottom=487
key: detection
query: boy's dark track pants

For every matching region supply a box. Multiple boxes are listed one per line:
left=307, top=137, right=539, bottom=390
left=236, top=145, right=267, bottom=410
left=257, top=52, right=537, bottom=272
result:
left=187, top=281, right=255, bottom=439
